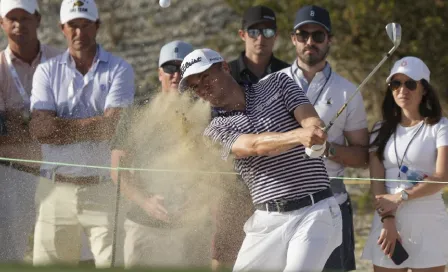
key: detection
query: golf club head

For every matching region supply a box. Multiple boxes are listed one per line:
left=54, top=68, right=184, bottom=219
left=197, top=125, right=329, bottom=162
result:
left=386, top=22, right=402, bottom=48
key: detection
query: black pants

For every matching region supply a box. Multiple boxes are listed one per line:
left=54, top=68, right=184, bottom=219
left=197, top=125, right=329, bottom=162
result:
left=324, top=196, right=356, bottom=271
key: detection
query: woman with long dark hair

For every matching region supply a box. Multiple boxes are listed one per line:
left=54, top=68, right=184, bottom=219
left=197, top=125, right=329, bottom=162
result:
left=362, top=56, right=448, bottom=271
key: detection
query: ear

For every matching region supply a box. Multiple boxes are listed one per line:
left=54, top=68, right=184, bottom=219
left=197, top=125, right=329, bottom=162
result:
left=0, top=17, right=4, bottom=30
left=59, top=23, right=64, bottom=32
left=158, top=68, right=164, bottom=82
left=238, top=29, right=246, bottom=42
left=327, top=34, right=333, bottom=46
left=95, top=20, right=101, bottom=30
left=290, top=33, right=297, bottom=46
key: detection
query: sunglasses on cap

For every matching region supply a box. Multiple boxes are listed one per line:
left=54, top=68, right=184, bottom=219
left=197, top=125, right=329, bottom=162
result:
left=388, top=79, right=418, bottom=91
left=294, top=30, right=327, bottom=43
left=161, top=63, right=181, bottom=75
left=246, top=28, right=276, bottom=39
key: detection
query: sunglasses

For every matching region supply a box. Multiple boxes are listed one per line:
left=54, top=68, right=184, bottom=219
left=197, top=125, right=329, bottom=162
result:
left=162, top=64, right=181, bottom=75
left=294, top=30, right=327, bottom=43
left=388, top=80, right=418, bottom=91
left=246, top=28, right=276, bottom=39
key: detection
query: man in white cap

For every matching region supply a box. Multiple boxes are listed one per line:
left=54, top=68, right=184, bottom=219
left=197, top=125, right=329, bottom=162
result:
left=0, top=0, right=62, bottom=263
left=158, top=40, right=194, bottom=93
left=29, top=0, right=135, bottom=267
left=179, top=48, right=342, bottom=272
left=109, top=40, right=202, bottom=268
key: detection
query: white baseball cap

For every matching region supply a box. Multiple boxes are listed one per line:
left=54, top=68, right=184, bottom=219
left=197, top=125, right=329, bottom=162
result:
left=60, top=0, right=99, bottom=24
left=159, top=40, right=194, bottom=67
left=386, top=56, right=430, bottom=83
left=0, top=0, right=39, bottom=18
left=178, top=48, right=224, bottom=93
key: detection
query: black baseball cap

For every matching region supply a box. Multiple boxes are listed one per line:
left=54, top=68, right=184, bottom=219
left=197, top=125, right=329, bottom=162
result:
left=293, top=5, right=331, bottom=33
left=241, top=5, right=276, bottom=30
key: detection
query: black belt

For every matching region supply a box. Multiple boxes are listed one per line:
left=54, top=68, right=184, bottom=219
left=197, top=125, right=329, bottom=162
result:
left=0, top=160, right=41, bottom=176
left=254, top=188, right=333, bottom=212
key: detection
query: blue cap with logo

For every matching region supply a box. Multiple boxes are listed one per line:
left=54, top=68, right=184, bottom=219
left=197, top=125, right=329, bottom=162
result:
left=293, top=5, right=331, bottom=33
left=159, top=40, right=194, bottom=67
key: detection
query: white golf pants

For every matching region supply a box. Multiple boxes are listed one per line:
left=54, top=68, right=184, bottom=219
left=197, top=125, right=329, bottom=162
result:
left=233, top=196, right=342, bottom=272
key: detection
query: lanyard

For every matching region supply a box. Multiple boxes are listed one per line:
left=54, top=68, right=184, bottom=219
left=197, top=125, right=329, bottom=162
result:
left=394, top=122, right=425, bottom=177
left=290, top=65, right=332, bottom=106
left=67, top=52, right=101, bottom=108
left=5, top=45, right=46, bottom=109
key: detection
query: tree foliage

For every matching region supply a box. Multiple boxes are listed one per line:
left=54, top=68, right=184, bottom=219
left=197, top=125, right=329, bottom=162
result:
left=224, top=0, right=448, bottom=124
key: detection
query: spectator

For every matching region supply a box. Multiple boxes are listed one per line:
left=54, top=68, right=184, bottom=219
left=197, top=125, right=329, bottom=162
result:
left=109, top=40, right=206, bottom=268
left=362, top=57, right=448, bottom=271
left=280, top=5, right=368, bottom=271
left=0, top=0, right=61, bottom=263
left=29, top=0, right=135, bottom=267
left=228, top=5, right=289, bottom=84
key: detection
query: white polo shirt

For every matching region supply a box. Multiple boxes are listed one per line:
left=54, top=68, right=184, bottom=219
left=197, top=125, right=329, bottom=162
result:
left=30, top=45, right=135, bottom=177
left=280, top=61, right=367, bottom=203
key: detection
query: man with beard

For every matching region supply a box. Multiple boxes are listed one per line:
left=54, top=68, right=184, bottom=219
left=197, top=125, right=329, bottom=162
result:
left=280, top=5, right=369, bottom=271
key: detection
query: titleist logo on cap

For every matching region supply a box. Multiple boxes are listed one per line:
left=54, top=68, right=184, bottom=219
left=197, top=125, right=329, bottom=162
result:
left=181, top=57, right=202, bottom=76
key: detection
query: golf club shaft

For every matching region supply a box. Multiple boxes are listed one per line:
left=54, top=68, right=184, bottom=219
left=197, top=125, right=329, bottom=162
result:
left=323, top=45, right=398, bottom=133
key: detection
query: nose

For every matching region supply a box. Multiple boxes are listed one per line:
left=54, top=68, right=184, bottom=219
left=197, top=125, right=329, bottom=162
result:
left=305, top=35, right=316, bottom=46
left=172, top=71, right=181, bottom=81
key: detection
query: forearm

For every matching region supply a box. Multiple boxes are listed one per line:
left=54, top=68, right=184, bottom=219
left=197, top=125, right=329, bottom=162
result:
left=371, top=180, right=387, bottom=197
left=31, top=110, right=120, bottom=145
left=404, top=176, right=447, bottom=200
left=117, top=173, right=152, bottom=207
left=110, top=149, right=149, bottom=208
left=327, top=143, right=369, bottom=168
left=56, top=115, right=117, bottom=142
left=251, top=128, right=305, bottom=156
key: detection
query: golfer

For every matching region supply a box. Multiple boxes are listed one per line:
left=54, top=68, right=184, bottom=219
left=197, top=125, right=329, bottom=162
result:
left=178, top=48, right=342, bottom=272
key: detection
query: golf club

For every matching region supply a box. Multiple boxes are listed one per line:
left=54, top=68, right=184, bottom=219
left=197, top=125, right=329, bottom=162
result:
left=304, top=22, right=402, bottom=158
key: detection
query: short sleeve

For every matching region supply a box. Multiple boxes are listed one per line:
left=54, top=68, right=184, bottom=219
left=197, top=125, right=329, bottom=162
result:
left=203, top=117, right=243, bottom=160
left=345, top=90, right=368, bottom=131
left=30, top=63, right=56, bottom=111
left=105, top=61, right=135, bottom=109
left=436, top=119, right=448, bottom=148
left=276, top=73, right=310, bottom=112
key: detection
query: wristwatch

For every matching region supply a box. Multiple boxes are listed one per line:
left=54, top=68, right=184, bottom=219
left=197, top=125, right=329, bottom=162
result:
left=400, top=190, right=409, bottom=201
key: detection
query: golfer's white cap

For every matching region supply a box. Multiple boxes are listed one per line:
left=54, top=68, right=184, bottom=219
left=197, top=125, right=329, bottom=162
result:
left=0, top=0, right=39, bottom=18
left=178, top=48, right=224, bottom=93
left=386, top=56, right=430, bottom=83
left=60, top=0, right=99, bottom=24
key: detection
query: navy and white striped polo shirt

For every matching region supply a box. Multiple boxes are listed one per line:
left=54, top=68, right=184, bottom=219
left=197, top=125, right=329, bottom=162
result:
left=204, top=72, right=330, bottom=204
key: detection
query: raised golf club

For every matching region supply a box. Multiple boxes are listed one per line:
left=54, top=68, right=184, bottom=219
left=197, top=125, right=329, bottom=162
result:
left=304, top=22, right=402, bottom=158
